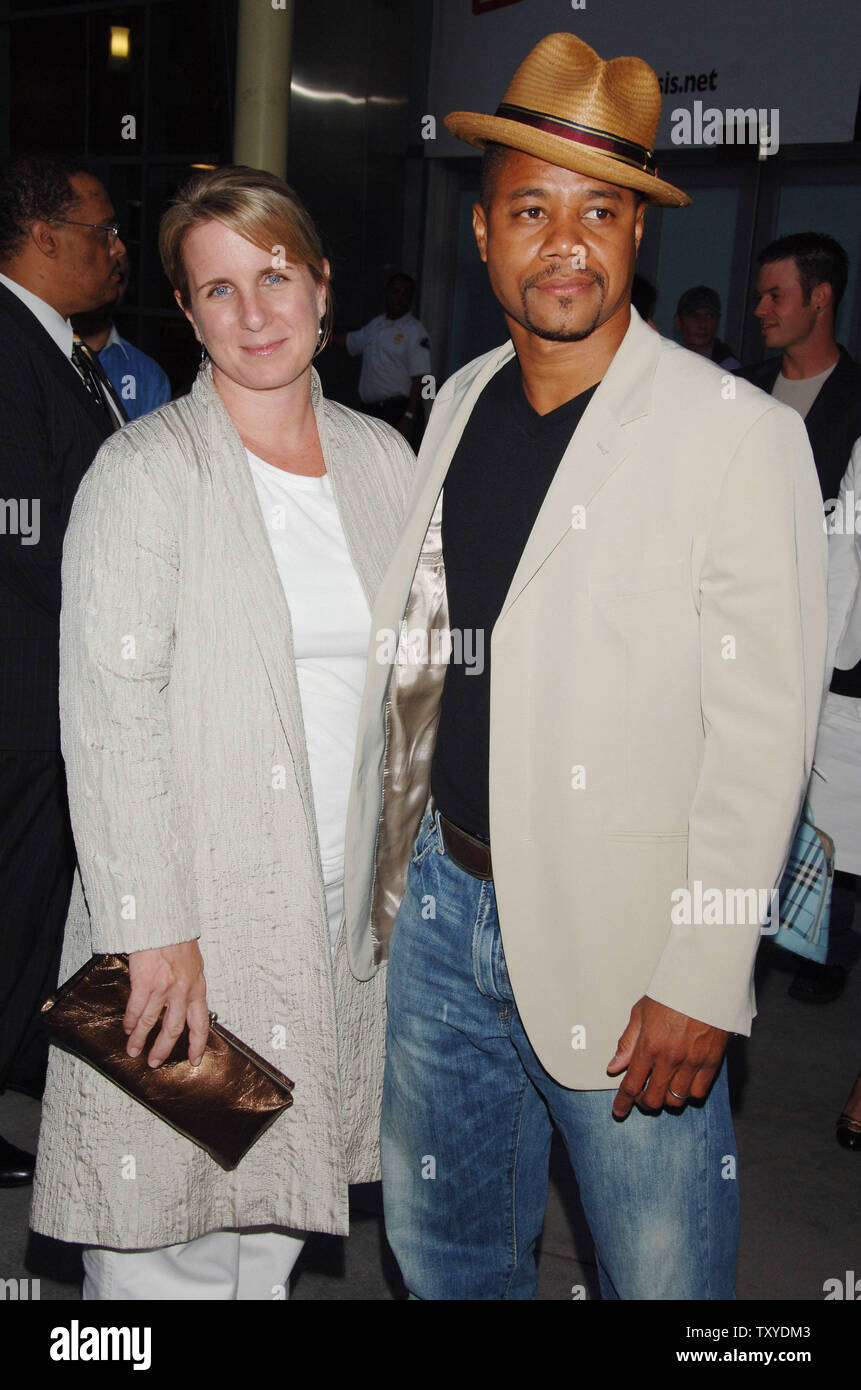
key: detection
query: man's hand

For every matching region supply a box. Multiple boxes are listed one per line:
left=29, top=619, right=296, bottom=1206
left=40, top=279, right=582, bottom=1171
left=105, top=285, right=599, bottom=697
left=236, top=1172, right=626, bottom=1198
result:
left=606, top=996, right=729, bottom=1119
left=124, top=940, right=209, bottom=1069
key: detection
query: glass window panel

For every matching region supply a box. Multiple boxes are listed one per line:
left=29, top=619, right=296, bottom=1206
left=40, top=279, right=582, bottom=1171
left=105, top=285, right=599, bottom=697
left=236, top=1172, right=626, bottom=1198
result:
left=290, top=0, right=410, bottom=327
left=88, top=10, right=145, bottom=156
left=102, top=162, right=141, bottom=300
left=148, top=1, right=234, bottom=159
left=652, top=186, right=740, bottom=352
left=140, top=162, right=201, bottom=310
left=9, top=15, right=87, bottom=154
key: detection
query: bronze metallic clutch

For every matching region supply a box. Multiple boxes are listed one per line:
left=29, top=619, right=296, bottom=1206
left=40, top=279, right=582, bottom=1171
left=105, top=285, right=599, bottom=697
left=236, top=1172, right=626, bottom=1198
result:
left=41, top=953, right=294, bottom=1171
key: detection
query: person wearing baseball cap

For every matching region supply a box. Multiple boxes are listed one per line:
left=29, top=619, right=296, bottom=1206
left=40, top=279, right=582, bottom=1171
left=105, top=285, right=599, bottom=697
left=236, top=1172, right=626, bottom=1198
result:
left=675, top=285, right=740, bottom=369
left=344, top=32, right=826, bottom=1299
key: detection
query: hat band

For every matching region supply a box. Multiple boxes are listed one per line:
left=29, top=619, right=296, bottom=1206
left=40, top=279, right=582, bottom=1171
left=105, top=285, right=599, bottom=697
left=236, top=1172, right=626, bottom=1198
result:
left=494, top=102, right=656, bottom=175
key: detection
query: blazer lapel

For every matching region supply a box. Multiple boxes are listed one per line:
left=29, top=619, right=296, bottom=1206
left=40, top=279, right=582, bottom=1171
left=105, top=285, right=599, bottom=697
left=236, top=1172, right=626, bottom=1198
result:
left=804, top=346, right=851, bottom=446
left=371, top=342, right=517, bottom=640
left=0, top=282, right=113, bottom=440
left=313, top=371, right=387, bottom=610
left=199, top=368, right=317, bottom=820
left=353, top=345, right=516, bottom=731
left=497, top=311, right=659, bottom=626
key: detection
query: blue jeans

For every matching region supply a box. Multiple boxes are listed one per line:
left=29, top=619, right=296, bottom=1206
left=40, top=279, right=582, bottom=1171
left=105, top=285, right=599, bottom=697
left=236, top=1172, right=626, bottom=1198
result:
left=381, top=806, right=739, bottom=1300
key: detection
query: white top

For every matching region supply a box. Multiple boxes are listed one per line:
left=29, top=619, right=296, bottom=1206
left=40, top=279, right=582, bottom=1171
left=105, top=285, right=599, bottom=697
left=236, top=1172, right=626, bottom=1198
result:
left=771, top=360, right=837, bottom=418
left=246, top=449, right=370, bottom=945
left=0, top=270, right=74, bottom=359
left=346, top=312, right=431, bottom=403
left=824, top=436, right=861, bottom=673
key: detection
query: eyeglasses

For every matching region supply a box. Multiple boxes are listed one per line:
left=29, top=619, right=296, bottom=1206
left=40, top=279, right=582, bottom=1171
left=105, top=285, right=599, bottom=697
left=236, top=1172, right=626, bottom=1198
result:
left=50, top=219, right=121, bottom=245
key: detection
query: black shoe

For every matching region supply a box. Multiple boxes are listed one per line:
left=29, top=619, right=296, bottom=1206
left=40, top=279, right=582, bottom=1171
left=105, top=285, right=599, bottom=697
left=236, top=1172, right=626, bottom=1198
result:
left=0, top=1134, right=35, bottom=1187
left=837, top=1113, right=861, bottom=1151
left=788, top=961, right=847, bottom=1004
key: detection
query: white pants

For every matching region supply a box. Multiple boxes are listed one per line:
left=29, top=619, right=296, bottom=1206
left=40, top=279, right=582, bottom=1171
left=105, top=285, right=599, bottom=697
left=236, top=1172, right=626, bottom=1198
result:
left=82, top=1229, right=306, bottom=1301
left=82, top=884, right=340, bottom=1301
left=809, top=692, right=861, bottom=873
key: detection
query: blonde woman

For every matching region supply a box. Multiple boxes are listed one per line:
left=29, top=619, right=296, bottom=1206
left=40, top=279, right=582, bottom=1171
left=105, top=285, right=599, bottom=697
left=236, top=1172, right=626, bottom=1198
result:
left=30, top=166, right=415, bottom=1299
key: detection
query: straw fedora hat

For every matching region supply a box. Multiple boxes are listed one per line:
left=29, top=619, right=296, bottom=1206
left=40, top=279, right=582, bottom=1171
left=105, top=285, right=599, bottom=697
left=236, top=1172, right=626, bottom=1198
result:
left=445, top=32, right=690, bottom=208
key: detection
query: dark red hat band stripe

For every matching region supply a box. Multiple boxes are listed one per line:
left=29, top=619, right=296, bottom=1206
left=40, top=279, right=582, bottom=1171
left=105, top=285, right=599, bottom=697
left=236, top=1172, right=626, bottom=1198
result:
left=494, top=102, right=656, bottom=175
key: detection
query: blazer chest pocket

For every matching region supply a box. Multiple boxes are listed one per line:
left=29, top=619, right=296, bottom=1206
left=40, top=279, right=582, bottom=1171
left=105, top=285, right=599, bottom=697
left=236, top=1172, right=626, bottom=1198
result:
left=589, top=560, right=685, bottom=601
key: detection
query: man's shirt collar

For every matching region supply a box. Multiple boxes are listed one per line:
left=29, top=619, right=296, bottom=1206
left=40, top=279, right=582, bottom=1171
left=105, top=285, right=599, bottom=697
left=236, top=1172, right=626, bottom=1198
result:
left=102, top=322, right=128, bottom=357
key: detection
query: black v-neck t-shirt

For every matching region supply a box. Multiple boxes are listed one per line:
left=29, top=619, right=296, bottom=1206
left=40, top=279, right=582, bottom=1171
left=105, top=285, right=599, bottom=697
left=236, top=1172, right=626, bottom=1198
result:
left=430, top=355, right=597, bottom=841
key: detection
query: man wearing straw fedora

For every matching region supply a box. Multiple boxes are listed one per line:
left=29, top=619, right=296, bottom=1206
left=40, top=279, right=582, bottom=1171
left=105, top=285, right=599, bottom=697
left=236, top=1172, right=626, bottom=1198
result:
left=344, top=33, right=826, bottom=1298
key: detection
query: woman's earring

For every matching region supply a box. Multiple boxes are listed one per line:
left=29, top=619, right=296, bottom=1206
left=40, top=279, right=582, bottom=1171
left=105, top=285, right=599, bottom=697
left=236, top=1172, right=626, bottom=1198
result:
left=199, top=342, right=208, bottom=363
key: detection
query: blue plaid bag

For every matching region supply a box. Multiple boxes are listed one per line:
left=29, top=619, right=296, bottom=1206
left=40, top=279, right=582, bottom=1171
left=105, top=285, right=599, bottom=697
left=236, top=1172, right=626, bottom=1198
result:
left=773, top=802, right=833, bottom=964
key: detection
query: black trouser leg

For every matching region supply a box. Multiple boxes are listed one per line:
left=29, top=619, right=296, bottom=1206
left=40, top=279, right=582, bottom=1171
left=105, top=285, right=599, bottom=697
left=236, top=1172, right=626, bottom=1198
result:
left=826, top=870, right=861, bottom=970
left=0, top=752, right=76, bottom=1096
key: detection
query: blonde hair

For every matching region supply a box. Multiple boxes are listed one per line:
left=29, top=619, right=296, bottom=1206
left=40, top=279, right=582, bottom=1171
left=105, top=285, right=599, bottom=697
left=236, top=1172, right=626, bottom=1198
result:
left=159, top=164, right=333, bottom=350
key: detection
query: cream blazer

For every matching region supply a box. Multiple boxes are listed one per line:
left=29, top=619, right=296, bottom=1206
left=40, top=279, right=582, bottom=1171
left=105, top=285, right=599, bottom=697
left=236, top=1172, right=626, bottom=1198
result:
left=31, top=364, right=415, bottom=1247
left=344, top=311, right=828, bottom=1088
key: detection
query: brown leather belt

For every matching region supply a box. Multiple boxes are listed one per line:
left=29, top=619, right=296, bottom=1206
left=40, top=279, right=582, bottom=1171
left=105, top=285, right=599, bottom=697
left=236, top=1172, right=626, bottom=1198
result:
left=433, top=802, right=493, bottom=881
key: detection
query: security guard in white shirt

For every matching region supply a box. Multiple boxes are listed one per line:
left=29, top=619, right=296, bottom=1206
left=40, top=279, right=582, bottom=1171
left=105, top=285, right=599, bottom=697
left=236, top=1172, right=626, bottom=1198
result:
left=341, top=273, right=431, bottom=447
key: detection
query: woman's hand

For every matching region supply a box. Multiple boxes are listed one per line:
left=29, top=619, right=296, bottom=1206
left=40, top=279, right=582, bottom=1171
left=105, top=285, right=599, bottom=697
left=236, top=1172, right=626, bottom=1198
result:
left=124, top=941, right=209, bottom=1068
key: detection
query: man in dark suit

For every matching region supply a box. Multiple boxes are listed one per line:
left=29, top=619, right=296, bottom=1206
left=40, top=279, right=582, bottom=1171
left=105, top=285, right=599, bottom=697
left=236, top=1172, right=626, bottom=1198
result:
left=0, top=155, right=126, bottom=1183
left=740, top=232, right=861, bottom=1003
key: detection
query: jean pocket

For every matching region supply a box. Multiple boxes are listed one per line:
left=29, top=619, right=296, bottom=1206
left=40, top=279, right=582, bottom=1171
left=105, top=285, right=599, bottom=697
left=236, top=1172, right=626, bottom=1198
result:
left=410, top=804, right=439, bottom=868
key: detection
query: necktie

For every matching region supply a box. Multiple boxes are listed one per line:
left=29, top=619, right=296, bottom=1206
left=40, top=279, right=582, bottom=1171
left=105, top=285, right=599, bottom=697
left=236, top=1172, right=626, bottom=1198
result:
left=71, top=335, right=128, bottom=432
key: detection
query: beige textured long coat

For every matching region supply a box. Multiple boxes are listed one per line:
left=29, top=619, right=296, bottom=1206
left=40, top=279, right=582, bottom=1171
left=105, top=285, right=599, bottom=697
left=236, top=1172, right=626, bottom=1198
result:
left=30, top=364, right=414, bottom=1248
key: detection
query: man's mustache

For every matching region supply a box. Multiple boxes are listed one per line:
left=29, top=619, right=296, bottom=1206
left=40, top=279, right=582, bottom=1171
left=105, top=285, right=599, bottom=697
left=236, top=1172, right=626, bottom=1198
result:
left=523, top=265, right=606, bottom=293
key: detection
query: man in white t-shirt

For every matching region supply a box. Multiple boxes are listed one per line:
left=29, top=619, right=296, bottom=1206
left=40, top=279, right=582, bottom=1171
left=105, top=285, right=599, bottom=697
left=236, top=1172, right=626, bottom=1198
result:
left=340, top=273, right=431, bottom=447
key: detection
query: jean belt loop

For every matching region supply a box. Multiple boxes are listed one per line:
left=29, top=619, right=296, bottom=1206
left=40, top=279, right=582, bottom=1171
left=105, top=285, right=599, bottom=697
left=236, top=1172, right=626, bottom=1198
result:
left=431, top=798, right=445, bottom=854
